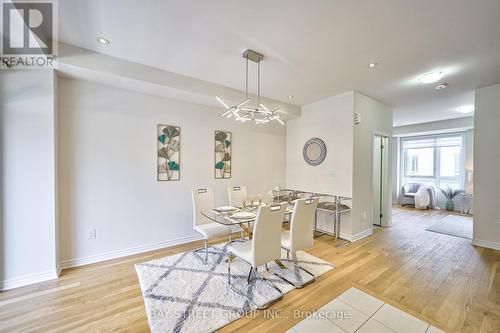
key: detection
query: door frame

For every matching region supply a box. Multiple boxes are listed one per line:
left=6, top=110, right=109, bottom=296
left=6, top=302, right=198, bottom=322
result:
left=372, top=131, right=391, bottom=229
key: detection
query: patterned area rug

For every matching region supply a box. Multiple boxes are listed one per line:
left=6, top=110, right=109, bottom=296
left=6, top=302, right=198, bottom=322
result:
left=426, top=215, right=473, bottom=239
left=135, top=243, right=335, bottom=333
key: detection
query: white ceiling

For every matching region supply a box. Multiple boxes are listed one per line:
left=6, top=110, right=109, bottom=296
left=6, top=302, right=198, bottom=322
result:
left=57, top=0, right=500, bottom=125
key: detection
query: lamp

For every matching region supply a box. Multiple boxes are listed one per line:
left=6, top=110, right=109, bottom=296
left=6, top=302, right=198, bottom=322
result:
left=465, top=169, right=473, bottom=194
left=216, top=50, right=284, bottom=125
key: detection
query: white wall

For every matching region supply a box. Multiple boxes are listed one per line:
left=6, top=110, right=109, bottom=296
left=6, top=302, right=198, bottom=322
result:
left=58, top=78, right=286, bottom=264
left=473, top=83, right=500, bottom=250
left=286, top=92, right=354, bottom=196
left=0, top=70, right=58, bottom=289
left=286, top=92, right=354, bottom=237
left=393, top=116, right=474, bottom=136
left=286, top=91, right=393, bottom=241
left=352, top=92, right=393, bottom=234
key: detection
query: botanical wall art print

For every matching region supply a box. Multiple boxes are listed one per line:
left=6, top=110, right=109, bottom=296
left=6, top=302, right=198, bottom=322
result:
left=157, top=124, right=180, bottom=181
left=214, top=130, right=231, bottom=179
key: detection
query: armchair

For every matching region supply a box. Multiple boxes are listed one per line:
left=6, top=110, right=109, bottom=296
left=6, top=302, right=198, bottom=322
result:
left=399, top=183, right=422, bottom=206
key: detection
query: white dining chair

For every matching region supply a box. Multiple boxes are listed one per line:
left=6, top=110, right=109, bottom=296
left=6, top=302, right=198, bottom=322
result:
left=192, top=187, right=232, bottom=264
left=228, top=185, right=254, bottom=236
left=278, top=197, right=319, bottom=288
left=226, top=202, right=287, bottom=309
left=228, top=185, right=247, bottom=207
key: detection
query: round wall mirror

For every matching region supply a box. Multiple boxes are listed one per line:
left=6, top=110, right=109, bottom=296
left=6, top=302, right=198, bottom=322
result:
left=303, top=138, right=327, bottom=166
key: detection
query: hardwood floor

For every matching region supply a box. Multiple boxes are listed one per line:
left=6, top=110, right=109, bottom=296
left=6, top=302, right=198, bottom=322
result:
left=1, top=208, right=499, bottom=332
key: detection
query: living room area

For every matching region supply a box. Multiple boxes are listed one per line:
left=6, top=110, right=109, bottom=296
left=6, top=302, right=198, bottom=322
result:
left=392, top=114, right=474, bottom=241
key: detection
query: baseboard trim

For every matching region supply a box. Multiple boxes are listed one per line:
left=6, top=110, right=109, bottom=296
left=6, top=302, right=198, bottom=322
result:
left=59, top=233, right=203, bottom=270
left=352, top=229, right=373, bottom=242
left=339, top=228, right=373, bottom=243
left=1, top=234, right=205, bottom=291
left=472, top=238, right=500, bottom=251
left=0, top=269, right=59, bottom=291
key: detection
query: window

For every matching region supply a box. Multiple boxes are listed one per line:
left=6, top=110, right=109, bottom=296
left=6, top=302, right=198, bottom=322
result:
left=405, top=147, right=434, bottom=177
left=401, top=133, right=465, bottom=190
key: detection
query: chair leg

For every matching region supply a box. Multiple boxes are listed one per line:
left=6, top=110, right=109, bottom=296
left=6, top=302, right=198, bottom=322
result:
left=255, top=267, right=284, bottom=307
left=247, top=267, right=253, bottom=283
left=193, top=239, right=225, bottom=264
left=204, top=239, right=208, bottom=262
left=227, top=253, right=231, bottom=284
left=267, top=252, right=316, bottom=289
left=227, top=258, right=283, bottom=310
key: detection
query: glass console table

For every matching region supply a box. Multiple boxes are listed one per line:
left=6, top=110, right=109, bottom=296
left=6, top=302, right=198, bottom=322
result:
left=270, top=188, right=352, bottom=244
left=461, top=193, right=473, bottom=215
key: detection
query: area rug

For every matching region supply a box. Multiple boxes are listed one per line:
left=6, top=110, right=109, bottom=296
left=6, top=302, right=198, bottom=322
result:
left=135, top=243, right=335, bottom=333
left=426, top=215, right=473, bottom=239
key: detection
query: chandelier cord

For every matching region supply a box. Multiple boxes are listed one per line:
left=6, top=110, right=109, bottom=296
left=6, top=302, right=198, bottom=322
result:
left=258, top=61, right=261, bottom=107
left=245, top=55, right=249, bottom=98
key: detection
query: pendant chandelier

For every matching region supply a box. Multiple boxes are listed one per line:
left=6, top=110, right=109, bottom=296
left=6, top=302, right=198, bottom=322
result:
left=216, top=49, right=284, bottom=125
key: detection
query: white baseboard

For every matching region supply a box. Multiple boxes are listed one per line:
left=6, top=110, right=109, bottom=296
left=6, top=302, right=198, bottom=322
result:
left=59, top=233, right=203, bottom=270
left=351, top=229, right=373, bottom=242
left=1, top=234, right=205, bottom=291
left=339, top=228, right=373, bottom=243
left=472, top=238, right=500, bottom=251
left=0, top=269, right=59, bottom=291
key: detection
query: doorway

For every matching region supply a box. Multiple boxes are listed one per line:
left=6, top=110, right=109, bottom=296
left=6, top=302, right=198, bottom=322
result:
left=372, top=135, right=389, bottom=227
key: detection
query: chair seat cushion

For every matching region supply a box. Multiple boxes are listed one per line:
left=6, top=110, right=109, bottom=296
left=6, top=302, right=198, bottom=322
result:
left=405, top=192, right=417, bottom=197
left=227, top=240, right=253, bottom=266
left=194, top=223, right=231, bottom=239
left=281, top=230, right=291, bottom=250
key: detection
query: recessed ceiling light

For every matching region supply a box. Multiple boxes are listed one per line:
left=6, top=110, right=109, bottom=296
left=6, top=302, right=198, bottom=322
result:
left=456, top=105, right=474, bottom=114
left=435, top=83, right=447, bottom=90
left=96, top=37, right=110, bottom=45
left=287, top=95, right=294, bottom=99
left=368, top=62, right=378, bottom=68
left=418, top=71, right=444, bottom=84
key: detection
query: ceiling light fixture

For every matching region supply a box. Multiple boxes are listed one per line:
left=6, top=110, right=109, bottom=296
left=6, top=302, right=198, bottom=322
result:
left=368, top=62, right=378, bottom=68
left=418, top=71, right=444, bottom=84
left=287, top=95, right=294, bottom=99
left=96, top=37, right=110, bottom=45
left=434, top=83, right=447, bottom=90
left=456, top=105, right=474, bottom=114
left=216, top=50, right=284, bottom=125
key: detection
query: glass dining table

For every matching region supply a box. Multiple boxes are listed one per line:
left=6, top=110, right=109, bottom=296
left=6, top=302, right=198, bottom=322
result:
left=201, top=203, right=293, bottom=239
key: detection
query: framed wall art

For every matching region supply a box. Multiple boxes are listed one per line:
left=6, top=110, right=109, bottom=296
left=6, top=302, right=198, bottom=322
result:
left=157, top=124, right=180, bottom=181
left=214, top=130, right=231, bottom=179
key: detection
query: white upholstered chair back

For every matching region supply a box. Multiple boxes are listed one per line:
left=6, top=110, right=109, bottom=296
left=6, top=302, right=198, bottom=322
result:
left=251, top=203, right=287, bottom=267
left=192, top=188, right=214, bottom=227
left=290, top=198, right=319, bottom=252
left=228, top=185, right=247, bottom=207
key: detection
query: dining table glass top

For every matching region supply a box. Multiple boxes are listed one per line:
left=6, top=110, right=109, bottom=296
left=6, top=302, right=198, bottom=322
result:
left=201, top=203, right=293, bottom=227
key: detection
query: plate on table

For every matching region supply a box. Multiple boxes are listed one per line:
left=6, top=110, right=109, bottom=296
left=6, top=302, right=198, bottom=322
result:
left=215, top=206, right=238, bottom=212
left=245, top=201, right=262, bottom=208
left=232, top=212, right=256, bottom=220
